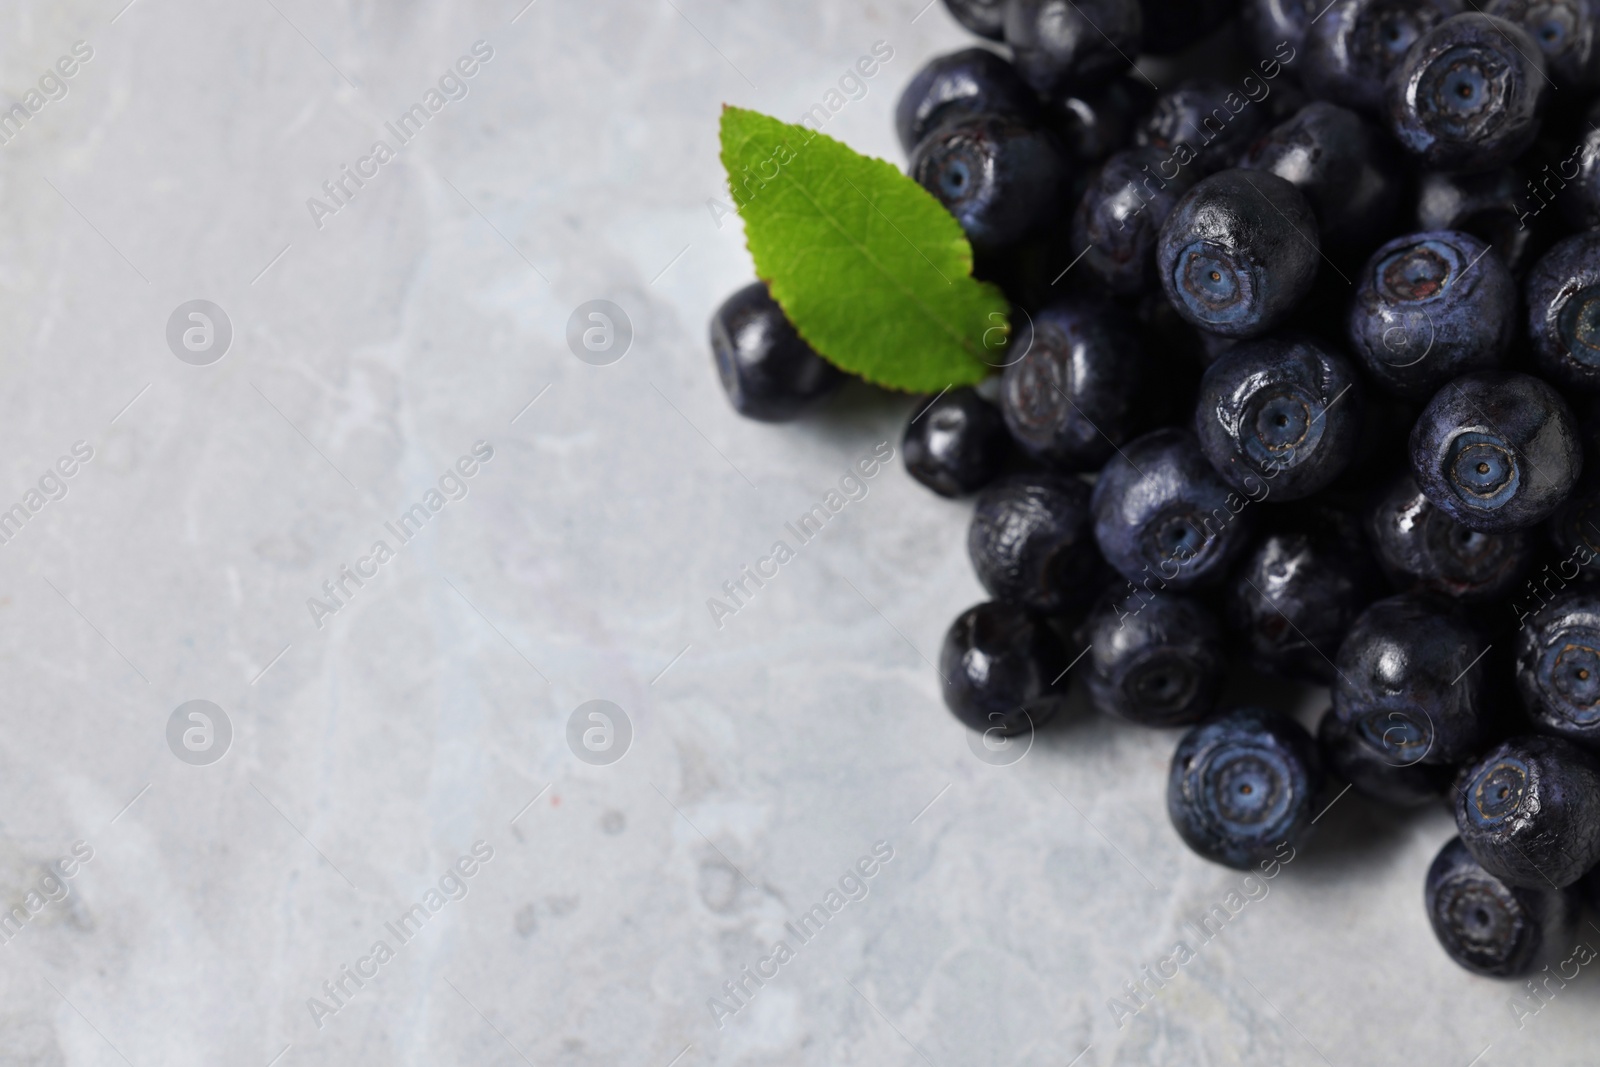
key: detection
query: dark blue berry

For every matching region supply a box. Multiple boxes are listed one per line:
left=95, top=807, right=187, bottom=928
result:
left=1483, top=0, right=1600, bottom=89
left=968, top=473, right=1108, bottom=615
left=1368, top=472, right=1535, bottom=601
left=1527, top=232, right=1600, bottom=392
left=1243, top=0, right=1324, bottom=59
left=1049, top=77, right=1155, bottom=162
left=1426, top=835, right=1578, bottom=976
left=1072, top=146, right=1196, bottom=295
left=1333, top=594, right=1497, bottom=765
left=939, top=601, right=1073, bottom=735
left=903, top=387, right=1010, bottom=498
left=1168, top=706, right=1324, bottom=870
left=1515, top=589, right=1600, bottom=747
left=1304, top=0, right=1460, bottom=114
left=1135, top=80, right=1272, bottom=178
left=1194, top=334, right=1365, bottom=499
left=1157, top=169, right=1321, bottom=338
left=895, top=49, right=1041, bottom=155
left=1005, top=0, right=1142, bottom=96
left=999, top=299, right=1151, bottom=469
left=1318, top=708, right=1454, bottom=806
left=909, top=113, right=1068, bottom=255
left=1091, top=428, right=1259, bottom=591
left=1083, top=587, right=1224, bottom=726
left=1238, top=102, right=1405, bottom=253
left=1409, top=370, right=1582, bottom=533
left=940, top=0, right=1007, bottom=41
left=1417, top=168, right=1544, bottom=275
left=710, top=282, right=845, bottom=422
left=1347, top=231, right=1517, bottom=399
left=1455, top=734, right=1600, bottom=888
left=1386, top=13, right=1549, bottom=173
left=1557, top=102, right=1600, bottom=229
left=1226, top=507, right=1387, bottom=683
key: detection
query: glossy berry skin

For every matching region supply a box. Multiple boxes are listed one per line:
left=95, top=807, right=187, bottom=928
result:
left=909, top=113, right=1068, bottom=255
left=1072, top=146, right=1196, bottom=295
left=1483, top=0, right=1600, bottom=89
left=1194, top=335, right=1365, bottom=500
left=968, top=473, right=1107, bottom=616
left=1347, top=231, right=1517, bottom=400
left=1515, top=590, right=1600, bottom=747
left=939, top=601, right=1073, bottom=736
left=1558, top=102, right=1600, bottom=230
left=999, top=299, right=1150, bottom=470
left=1050, top=78, right=1155, bottom=162
left=1091, top=428, right=1259, bottom=591
left=1417, top=168, right=1543, bottom=275
left=895, top=49, right=1040, bottom=155
left=1526, top=233, right=1600, bottom=392
left=1333, top=594, right=1496, bottom=766
left=1141, top=0, right=1238, bottom=54
left=939, top=0, right=1006, bottom=41
left=1386, top=13, right=1548, bottom=174
left=1409, top=371, right=1582, bottom=533
left=1368, top=472, right=1534, bottom=601
left=1135, top=80, right=1273, bottom=178
left=1167, top=706, right=1324, bottom=870
left=1318, top=709, right=1454, bottom=806
left=1238, top=102, right=1404, bottom=253
left=1303, top=0, right=1462, bottom=114
left=1455, top=734, right=1600, bottom=888
left=1082, top=587, right=1224, bottom=727
left=903, top=388, right=1009, bottom=498
left=1244, top=0, right=1325, bottom=57
left=1426, top=835, right=1578, bottom=977
left=1005, top=0, right=1142, bottom=96
left=1157, top=170, right=1321, bottom=339
left=1226, top=508, right=1387, bottom=684
left=710, top=282, right=845, bottom=422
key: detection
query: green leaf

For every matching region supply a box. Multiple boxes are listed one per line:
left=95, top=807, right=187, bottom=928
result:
left=719, top=106, right=1008, bottom=393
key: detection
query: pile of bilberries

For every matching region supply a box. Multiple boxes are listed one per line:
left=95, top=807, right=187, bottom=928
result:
left=709, top=0, right=1600, bottom=979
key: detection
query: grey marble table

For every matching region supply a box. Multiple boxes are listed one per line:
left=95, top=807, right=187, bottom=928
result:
left=0, top=0, right=1589, bottom=1064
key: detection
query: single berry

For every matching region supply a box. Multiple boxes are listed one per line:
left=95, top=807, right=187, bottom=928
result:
left=968, top=473, right=1108, bottom=615
left=1194, top=334, right=1365, bottom=500
left=1409, top=370, right=1582, bottom=533
left=1333, top=594, right=1497, bottom=766
left=903, top=387, right=1010, bottom=497
left=1082, top=587, right=1224, bottom=726
left=1072, top=146, right=1196, bottom=295
left=1243, top=0, right=1325, bottom=58
left=939, top=601, right=1073, bottom=736
left=1368, top=472, right=1534, bottom=601
left=895, top=49, right=1040, bottom=155
left=1386, top=12, right=1549, bottom=173
left=1238, top=102, right=1404, bottom=253
left=1168, top=706, right=1324, bottom=870
left=999, top=299, right=1151, bottom=469
left=710, top=282, right=845, bottom=422
left=1157, top=169, right=1321, bottom=339
left=1318, top=709, right=1454, bottom=806
left=1526, top=232, right=1600, bottom=392
left=1226, top=507, right=1387, bottom=684
left=1455, top=734, right=1600, bottom=888
left=1304, top=0, right=1461, bottom=114
left=1091, top=428, right=1259, bottom=591
left=1049, top=77, right=1155, bottom=162
left=1482, top=0, right=1600, bottom=89
left=1558, top=101, right=1600, bottom=230
left=1135, top=79, right=1273, bottom=177
left=1416, top=168, right=1544, bottom=275
left=1347, top=231, right=1517, bottom=400
left=940, top=0, right=1007, bottom=41
left=909, top=113, right=1068, bottom=254
left=1005, top=0, right=1142, bottom=96
left=1515, top=589, right=1600, bottom=747
left=1426, top=835, right=1578, bottom=976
